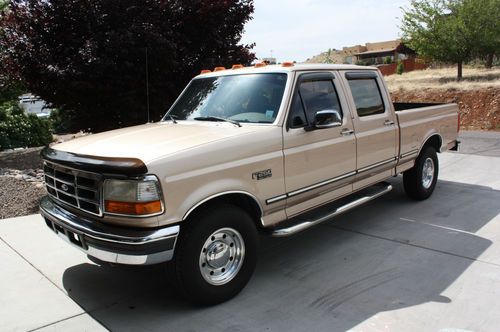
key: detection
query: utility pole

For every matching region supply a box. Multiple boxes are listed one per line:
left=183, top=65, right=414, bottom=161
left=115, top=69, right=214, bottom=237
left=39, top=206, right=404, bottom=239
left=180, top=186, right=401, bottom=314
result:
left=145, top=47, right=150, bottom=123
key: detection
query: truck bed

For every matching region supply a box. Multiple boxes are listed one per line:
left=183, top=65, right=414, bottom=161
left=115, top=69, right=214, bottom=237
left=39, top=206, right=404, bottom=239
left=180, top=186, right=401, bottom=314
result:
left=395, top=102, right=459, bottom=163
left=393, top=102, right=443, bottom=111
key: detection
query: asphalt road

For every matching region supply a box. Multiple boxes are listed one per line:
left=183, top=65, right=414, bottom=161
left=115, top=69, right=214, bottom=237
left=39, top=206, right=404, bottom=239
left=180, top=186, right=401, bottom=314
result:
left=1, top=131, right=499, bottom=332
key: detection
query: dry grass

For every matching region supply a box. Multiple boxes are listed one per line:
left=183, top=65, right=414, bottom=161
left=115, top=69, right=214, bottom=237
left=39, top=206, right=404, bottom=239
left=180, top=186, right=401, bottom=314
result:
left=385, top=66, right=500, bottom=92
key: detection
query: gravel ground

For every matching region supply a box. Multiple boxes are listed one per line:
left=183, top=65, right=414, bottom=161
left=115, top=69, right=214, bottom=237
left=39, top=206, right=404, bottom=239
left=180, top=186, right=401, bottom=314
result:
left=1, top=147, right=46, bottom=220
left=0, top=133, right=90, bottom=219
left=0, top=177, right=46, bottom=219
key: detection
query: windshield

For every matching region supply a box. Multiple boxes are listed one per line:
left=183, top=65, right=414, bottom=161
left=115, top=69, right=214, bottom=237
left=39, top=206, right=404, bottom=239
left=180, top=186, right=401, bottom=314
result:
left=165, top=73, right=288, bottom=124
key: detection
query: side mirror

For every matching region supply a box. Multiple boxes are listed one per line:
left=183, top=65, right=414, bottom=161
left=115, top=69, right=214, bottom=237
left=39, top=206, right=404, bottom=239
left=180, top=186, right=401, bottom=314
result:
left=314, top=110, right=342, bottom=129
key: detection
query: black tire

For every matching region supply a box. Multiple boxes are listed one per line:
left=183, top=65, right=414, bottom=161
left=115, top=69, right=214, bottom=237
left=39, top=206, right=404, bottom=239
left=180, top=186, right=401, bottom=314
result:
left=403, top=146, right=439, bottom=200
left=168, top=204, right=258, bottom=305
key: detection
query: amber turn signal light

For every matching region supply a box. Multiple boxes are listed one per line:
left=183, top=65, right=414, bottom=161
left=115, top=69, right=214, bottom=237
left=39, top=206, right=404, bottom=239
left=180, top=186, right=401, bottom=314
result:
left=105, top=200, right=162, bottom=216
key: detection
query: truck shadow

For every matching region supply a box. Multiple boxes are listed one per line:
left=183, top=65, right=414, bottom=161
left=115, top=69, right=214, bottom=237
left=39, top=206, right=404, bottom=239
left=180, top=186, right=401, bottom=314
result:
left=62, top=177, right=499, bottom=331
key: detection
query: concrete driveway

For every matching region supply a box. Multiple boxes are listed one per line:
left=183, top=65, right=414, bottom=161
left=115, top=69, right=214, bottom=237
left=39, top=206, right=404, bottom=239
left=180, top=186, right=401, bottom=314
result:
left=1, top=144, right=500, bottom=331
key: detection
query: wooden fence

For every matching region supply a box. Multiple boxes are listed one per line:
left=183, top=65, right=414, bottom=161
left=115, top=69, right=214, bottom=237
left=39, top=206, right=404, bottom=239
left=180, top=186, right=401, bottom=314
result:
left=377, top=58, right=427, bottom=76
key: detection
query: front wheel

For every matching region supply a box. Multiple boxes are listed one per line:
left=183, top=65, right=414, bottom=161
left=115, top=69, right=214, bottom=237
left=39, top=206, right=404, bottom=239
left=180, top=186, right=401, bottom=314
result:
left=403, top=146, right=439, bottom=200
left=168, top=205, right=258, bottom=305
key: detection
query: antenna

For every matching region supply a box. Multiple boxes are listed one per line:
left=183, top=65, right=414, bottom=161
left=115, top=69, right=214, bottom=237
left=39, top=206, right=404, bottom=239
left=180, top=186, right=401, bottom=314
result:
left=145, top=47, right=150, bottom=123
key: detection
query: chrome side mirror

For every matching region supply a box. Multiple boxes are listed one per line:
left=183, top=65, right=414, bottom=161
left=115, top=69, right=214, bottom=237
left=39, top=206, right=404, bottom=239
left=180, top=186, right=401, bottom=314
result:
left=315, top=110, right=342, bottom=129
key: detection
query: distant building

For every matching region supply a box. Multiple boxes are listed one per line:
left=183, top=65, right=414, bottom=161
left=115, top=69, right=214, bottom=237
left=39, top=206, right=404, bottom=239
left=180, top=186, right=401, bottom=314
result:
left=260, top=57, right=277, bottom=65
left=18, top=94, right=52, bottom=118
left=342, top=39, right=416, bottom=65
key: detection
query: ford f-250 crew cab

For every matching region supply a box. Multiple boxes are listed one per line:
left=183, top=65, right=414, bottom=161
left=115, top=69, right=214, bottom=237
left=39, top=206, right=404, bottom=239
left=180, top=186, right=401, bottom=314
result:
left=40, top=63, right=459, bottom=305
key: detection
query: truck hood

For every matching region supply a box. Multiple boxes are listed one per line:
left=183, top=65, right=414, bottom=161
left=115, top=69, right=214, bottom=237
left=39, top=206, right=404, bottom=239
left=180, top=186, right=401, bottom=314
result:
left=53, top=122, right=266, bottom=164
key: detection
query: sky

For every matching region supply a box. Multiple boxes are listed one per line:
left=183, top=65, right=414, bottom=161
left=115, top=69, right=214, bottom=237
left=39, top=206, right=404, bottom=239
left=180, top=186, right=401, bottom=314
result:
left=241, top=0, right=411, bottom=63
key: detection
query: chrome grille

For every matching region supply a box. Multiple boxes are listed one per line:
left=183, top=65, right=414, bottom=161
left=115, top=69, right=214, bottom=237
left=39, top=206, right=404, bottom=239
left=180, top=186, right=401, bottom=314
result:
left=43, top=161, right=102, bottom=216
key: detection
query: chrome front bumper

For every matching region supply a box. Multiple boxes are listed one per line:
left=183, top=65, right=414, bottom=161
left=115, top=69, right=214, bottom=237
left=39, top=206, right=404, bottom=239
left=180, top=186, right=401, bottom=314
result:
left=40, top=196, right=179, bottom=265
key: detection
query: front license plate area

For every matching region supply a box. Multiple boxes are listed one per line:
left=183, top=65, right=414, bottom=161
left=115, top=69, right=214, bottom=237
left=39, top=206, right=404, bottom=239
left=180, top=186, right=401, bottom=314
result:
left=52, top=221, right=87, bottom=249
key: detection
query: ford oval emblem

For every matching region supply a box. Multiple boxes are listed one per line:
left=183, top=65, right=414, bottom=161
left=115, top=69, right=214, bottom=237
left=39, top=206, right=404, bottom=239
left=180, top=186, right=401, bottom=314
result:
left=61, top=184, right=69, bottom=192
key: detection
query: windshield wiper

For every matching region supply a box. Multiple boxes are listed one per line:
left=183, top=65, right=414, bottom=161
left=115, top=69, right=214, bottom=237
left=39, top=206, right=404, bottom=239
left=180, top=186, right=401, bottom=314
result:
left=194, top=116, right=241, bottom=127
left=165, top=114, right=178, bottom=124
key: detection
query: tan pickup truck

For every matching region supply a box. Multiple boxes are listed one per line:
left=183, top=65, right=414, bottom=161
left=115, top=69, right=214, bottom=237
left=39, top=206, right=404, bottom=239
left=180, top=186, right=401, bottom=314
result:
left=40, top=63, right=459, bottom=305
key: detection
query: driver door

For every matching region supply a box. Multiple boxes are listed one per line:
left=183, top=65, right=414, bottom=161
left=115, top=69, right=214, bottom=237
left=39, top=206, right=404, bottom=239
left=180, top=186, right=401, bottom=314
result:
left=282, top=71, right=356, bottom=217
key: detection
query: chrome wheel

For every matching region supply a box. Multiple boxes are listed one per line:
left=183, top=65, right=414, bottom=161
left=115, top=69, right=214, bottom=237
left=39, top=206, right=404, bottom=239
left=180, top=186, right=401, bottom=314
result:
left=199, top=227, right=245, bottom=286
left=422, top=157, right=435, bottom=189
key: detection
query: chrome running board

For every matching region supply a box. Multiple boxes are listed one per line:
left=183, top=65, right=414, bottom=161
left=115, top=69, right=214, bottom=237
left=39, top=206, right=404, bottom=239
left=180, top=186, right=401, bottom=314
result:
left=271, top=182, right=392, bottom=237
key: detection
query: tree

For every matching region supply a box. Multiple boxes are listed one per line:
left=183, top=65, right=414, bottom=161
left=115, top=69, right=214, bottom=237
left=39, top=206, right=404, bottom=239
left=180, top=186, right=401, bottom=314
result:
left=463, top=0, right=500, bottom=68
left=0, top=0, right=255, bottom=132
left=400, top=0, right=499, bottom=80
left=324, top=49, right=333, bottom=64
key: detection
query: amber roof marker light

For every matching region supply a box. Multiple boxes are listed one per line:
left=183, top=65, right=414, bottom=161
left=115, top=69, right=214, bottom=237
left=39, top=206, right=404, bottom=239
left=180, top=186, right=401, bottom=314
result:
left=281, top=61, right=294, bottom=67
left=232, top=64, right=244, bottom=69
left=214, top=66, right=226, bottom=72
left=200, top=69, right=211, bottom=74
left=254, top=62, right=267, bottom=68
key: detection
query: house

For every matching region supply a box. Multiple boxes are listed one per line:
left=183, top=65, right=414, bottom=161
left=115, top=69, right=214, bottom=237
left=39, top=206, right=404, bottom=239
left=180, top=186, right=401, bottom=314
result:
left=342, top=39, right=416, bottom=65
left=260, top=57, right=277, bottom=65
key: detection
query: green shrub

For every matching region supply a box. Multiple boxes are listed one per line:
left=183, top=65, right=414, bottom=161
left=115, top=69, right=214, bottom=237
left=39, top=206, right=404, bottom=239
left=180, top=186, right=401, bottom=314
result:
left=355, top=60, right=370, bottom=66
left=396, top=61, right=404, bottom=75
left=0, top=101, right=53, bottom=150
left=383, top=56, right=392, bottom=64
left=49, top=108, right=76, bottom=134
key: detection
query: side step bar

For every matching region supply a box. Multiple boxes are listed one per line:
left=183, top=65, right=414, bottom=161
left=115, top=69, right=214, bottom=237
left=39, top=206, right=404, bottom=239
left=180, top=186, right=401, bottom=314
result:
left=271, top=182, right=392, bottom=237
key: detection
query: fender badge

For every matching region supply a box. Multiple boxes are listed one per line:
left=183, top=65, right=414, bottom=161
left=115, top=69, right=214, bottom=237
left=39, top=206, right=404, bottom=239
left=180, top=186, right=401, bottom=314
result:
left=252, top=169, right=272, bottom=180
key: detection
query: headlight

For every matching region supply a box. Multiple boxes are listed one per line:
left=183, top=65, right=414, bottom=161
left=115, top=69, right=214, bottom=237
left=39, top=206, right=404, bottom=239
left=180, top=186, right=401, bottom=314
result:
left=103, top=176, right=163, bottom=216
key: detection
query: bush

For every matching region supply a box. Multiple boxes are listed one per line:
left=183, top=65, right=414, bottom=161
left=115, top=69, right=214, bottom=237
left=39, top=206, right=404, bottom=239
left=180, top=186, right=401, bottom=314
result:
left=356, top=60, right=370, bottom=66
left=397, top=61, right=404, bottom=75
left=49, top=108, right=77, bottom=134
left=383, top=56, right=392, bottom=64
left=0, top=101, right=52, bottom=150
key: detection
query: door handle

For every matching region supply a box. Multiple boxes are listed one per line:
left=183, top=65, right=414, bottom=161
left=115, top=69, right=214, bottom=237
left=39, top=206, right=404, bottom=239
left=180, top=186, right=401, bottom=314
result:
left=341, top=128, right=354, bottom=136
left=384, top=120, right=395, bottom=126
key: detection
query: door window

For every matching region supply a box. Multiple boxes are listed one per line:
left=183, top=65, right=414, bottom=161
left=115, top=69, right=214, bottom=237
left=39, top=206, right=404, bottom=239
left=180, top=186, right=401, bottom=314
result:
left=347, top=78, right=385, bottom=117
left=289, top=79, right=342, bottom=128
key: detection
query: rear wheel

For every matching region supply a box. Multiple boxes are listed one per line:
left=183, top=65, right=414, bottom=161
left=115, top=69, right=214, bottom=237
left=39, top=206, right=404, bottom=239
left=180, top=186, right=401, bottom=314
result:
left=403, top=146, right=439, bottom=200
left=168, top=204, right=258, bottom=305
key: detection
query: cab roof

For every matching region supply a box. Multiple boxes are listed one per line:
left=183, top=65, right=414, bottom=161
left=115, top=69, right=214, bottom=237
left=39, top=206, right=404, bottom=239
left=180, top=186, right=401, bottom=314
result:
left=195, top=63, right=378, bottom=78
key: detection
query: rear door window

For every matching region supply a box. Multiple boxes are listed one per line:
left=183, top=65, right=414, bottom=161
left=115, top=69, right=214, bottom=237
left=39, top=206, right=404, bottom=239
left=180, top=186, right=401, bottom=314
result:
left=347, top=78, right=385, bottom=117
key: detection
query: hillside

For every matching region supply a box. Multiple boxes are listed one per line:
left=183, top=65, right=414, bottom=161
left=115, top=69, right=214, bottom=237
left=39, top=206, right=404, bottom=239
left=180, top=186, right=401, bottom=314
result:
left=387, top=67, right=500, bottom=131
left=305, top=49, right=344, bottom=64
